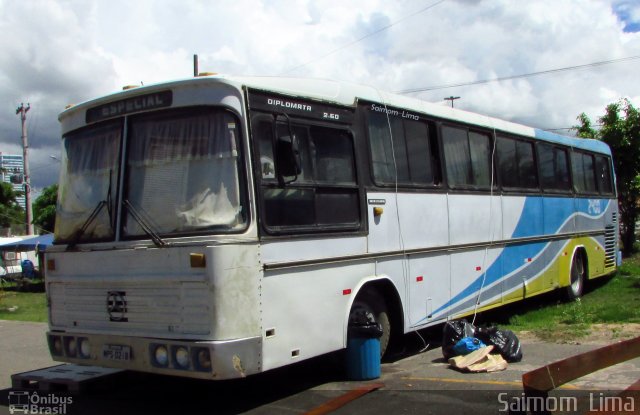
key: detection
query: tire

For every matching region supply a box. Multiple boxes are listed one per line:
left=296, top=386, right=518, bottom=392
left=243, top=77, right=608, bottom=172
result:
left=565, top=250, right=586, bottom=300
left=349, top=289, right=391, bottom=358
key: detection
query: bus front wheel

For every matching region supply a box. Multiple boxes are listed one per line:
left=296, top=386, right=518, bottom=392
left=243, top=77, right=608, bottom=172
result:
left=349, top=289, right=391, bottom=358
left=565, top=251, right=586, bottom=300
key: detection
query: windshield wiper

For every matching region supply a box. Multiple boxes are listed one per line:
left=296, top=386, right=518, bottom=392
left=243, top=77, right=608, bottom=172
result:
left=66, top=170, right=114, bottom=250
left=123, top=200, right=169, bottom=247
left=105, top=169, right=113, bottom=228
left=66, top=200, right=107, bottom=250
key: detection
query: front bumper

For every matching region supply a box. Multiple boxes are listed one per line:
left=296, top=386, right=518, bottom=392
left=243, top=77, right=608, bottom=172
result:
left=46, top=331, right=262, bottom=380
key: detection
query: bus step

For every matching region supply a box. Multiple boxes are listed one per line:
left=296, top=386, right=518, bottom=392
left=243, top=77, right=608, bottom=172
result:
left=11, top=364, right=125, bottom=394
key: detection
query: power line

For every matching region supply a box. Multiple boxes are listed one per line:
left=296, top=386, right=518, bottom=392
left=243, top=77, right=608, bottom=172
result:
left=280, top=0, right=448, bottom=75
left=0, top=207, right=52, bottom=235
left=397, top=55, right=640, bottom=94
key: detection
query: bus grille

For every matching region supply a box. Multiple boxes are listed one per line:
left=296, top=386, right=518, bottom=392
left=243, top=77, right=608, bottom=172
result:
left=49, top=282, right=211, bottom=336
left=604, top=224, right=616, bottom=268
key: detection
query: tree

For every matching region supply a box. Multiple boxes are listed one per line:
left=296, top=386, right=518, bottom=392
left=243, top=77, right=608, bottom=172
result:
left=0, top=182, right=25, bottom=229
left=33, top=184, right=58, bottom=234
left=575, top=99, right=640, bottom=256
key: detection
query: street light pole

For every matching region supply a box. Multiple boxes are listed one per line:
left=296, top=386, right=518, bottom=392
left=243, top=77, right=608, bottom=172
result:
left=444, top=96, right=461, bottom=108
left=16, top=103, right=34, bottom=235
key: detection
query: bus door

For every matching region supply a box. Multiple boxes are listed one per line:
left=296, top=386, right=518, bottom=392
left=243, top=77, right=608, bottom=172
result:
left=366, top=193, right=401, bottom=253
left=361, top=101, right=448, bottom=324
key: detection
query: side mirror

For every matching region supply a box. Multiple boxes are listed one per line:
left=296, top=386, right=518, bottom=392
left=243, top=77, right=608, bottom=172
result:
left=276, top=135, right=302, bottom=180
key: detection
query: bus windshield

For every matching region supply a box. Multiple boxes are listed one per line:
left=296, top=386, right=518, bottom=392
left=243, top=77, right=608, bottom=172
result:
left=55, top=120, right=121, bottom=243
left=55, top=107, right=246, bottom=243
left=122, top=108, right=244, bottom=237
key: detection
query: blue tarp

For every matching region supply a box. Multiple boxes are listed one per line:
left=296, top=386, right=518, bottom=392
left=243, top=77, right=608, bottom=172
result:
left=0, top=234, right=54, bottom=252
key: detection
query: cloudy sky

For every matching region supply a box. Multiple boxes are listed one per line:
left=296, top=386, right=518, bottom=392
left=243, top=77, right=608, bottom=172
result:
left=1, top=0, right=639, bottom=194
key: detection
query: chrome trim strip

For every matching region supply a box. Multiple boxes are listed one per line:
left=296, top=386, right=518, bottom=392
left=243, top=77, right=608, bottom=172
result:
left=262, top=230, right=605, bottom=271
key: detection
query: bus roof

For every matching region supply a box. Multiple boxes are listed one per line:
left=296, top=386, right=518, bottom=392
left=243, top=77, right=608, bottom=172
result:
left=60, top=74, right=611, bottom=156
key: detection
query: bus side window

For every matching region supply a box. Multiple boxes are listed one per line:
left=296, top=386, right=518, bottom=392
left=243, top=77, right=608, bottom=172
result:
left=538, top=143, right=571, bottom=192
left=313, top=128, right=356, bottom=184
left=275, top=124, right=312, bottom=183
left=596, top=155, right=614, bottom=195
left=255, top=120, right=276, bottom=180
left=367, top=110, right=436, bottom=186
left=497, top=136, right=538, bottom=190
left=253, top=116, right=360, bottom=233
left=571, top=151, right=597, bottom=194
left=368, top=113, right=405, bottom=183
left=442, top=125, right=491, bottom=189
left=468, top=131, right=491, bottom=187
left=428, top=123, right=442, bottom=185
left=405, top=119, right=433, bottom=185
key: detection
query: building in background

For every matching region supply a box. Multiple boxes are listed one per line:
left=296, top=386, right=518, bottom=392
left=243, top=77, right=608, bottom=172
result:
left=0, top=152, right=26, bottom=209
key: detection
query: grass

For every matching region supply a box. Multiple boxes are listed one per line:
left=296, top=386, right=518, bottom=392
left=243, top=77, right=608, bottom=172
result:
left=0, top=280, right=47, bottom=322
left=478, top=256, right=640, bottom=342
left=2, top=256, right=640, bottom=338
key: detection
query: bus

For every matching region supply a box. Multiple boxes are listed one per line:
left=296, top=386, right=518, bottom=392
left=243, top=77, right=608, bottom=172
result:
left=45, top=75, right=618, bottom=380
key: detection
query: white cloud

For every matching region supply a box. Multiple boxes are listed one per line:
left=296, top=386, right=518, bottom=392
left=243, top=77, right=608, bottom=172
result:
left=0, top=0, right=639, bottom=190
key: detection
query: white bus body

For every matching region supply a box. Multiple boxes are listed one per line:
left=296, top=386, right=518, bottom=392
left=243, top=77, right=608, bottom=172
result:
left=46, top=75, right=618, bottom=379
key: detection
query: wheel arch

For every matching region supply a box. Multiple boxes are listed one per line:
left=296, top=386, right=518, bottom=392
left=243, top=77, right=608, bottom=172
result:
left=570, top=245, right=589, bottom=281
left=342, top=276, right=405, bottom=347
left=562, top=244, right=589, bottom=300
left=559, top=244, right=586, bottom=288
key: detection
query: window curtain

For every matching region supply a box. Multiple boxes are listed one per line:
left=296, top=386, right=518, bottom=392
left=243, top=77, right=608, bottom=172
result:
left=443, top=126, right=471, bottom=187
left=56, top=122, right=121, bottom=240
left=125, top=110, right=242, bottom=235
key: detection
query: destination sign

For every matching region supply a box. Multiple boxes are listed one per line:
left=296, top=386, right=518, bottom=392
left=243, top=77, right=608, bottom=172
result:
left=86, top=90, right=173, bottom=123
left=248, top=90, right=354, bottom=124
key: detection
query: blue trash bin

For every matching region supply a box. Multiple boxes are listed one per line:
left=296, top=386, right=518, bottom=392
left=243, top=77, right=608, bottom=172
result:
left=346, top=336, right=381, bottom=380
left=346, top=311, right=383, bottom=380
left=21, top=259, right=35, bottom=279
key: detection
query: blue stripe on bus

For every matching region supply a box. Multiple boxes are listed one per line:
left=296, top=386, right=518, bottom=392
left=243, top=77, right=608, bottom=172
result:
left=424, top=243, right=543, bottom=322
left=534, top=129, right=612, bottom=155
left=510, top=196, right=542, bottom=238
left=513, top=197, right=609, bottom=238
left=425, top=197, right=609, bottom=321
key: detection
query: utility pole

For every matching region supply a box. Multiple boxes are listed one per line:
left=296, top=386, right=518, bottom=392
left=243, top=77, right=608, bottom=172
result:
left=444, top=96, right=461, bottom=108
left=16, top=103, right=34, bottom=235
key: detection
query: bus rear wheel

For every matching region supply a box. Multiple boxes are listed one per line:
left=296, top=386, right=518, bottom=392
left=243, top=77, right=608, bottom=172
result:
left=565, top=250, right=585, bottom=300
left=349, top=289, right=390, bottom=358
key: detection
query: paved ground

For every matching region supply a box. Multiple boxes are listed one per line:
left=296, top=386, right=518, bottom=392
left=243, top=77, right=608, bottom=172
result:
left=0, top=320, right=55, bottom=389
left=0, top=321, right=638, bottom=414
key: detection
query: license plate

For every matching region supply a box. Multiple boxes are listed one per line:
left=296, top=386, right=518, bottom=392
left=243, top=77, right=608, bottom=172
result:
left=103, top=344, right=131, bottom=361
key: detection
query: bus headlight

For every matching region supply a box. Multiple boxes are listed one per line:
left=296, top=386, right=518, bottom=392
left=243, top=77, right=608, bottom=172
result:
left=193, top=347, right=211, bottom=371
left=174, top=346, right=190, bottom=369
left=49, top=335, right=63, bottom=356
left=64, top=337, right=77, bottom=357
left=79, top=338, right=91, bottom=358
left=153, top=345, right=169, bottom=367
